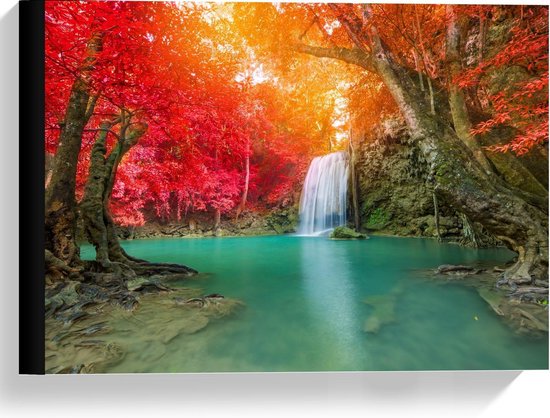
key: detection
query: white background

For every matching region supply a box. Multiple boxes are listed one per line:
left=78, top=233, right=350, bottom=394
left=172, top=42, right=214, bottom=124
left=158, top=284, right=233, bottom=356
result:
left=1, top=1, right=548, bottom=417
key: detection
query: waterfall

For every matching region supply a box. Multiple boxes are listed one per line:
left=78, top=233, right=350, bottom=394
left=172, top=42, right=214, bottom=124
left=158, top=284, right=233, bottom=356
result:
left=298, top=151, right=350, bottom=235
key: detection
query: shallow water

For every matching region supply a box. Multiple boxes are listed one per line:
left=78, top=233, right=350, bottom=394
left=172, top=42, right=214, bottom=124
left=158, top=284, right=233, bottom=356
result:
left=79, top=235, right=548, bottom=372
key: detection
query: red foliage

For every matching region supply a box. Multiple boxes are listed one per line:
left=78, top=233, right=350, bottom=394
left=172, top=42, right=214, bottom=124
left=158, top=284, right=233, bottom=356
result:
left=457, top=6, right=549, bottom=154
left=45, top=1, right=318, bottom=226
left=46, top=2, right=547, bottom=229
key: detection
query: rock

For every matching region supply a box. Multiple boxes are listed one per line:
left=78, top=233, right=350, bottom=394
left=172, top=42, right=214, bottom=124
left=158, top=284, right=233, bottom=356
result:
left=363, top=294, right=397, bottom=333
left=364, top=316, right=382, bottom=333
left=87, top=342, right=126, bottom=373
left=435, top=264, right=483, bottom=275
left=265, top=207, right=298, bottom=234
left=139, top=341, right=167, bottom=363
left=364, top=207, right=391, bottom=230
left=329, top=226, right=367, bottom=239
left=516, top=308, right=548, bottom=333
left=76, top=282, right=111, bottom=303
left=439, top=216, right=458, bottom=227
left=127, top=277, right=172, bottom=293
left=250, top=219, right=263, bottom=228
left=56, top=308, right=89, bottom=327
left=150, top=313, right=210, bottom=343
left=45, top=286, right=245, bottom=373
left=75, top=322, right=112, bottom=336
left=240, top=228, right=272, bottom=236
left=477, top=288, right=505, bottom=316
left=355, top=120, right=469, bottom=241
left=46, top=281, right=81, bottom=309
left=425, top=266, right=549, bottom=337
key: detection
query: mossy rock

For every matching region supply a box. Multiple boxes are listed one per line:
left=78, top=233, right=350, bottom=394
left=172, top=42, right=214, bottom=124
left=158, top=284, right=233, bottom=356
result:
left=364, top=208, right=391, bottom=230
left=329, top=226, right=367, bottom=239
left=265, top=206, right=299, bottom=234
left=45, top=281, right=81, bottom=311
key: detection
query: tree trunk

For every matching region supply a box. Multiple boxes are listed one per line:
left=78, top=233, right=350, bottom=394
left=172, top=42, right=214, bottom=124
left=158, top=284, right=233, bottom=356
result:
left=102, top=121, right=149, bottom=264
left=412, top=49, right=425, bottom=92
left=348, top=131, right=361, bottom=231
left=369, top=31, right=548, bottom=285
left=445, top=6, right=547, bottom=205
left=413, top=5, right=435, bottom=116
left=214, top=209, right=221, bottom=230
left=478, top=14, right=486, bottom=62
left=45, top=32, right=103, bottom=266
left=426, top=77, right=435, bottom=116
left=445, top=5, right=494, bottom=174
left=45, top=152, right=54, bottom=189
left=81, top=118, right=148, bottom=267
left=80, top=120, right=115, bottom=267
left=235, top=141, right=250, bottom=221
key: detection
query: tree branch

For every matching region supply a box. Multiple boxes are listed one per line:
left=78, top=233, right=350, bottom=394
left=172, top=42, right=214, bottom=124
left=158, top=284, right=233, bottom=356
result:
left=299, top=16, right=317, bottom=40
left=292, top=43, right=376, bottom=73
left=83, top=128, right=121, bottom=141
left=84, top=93, right=101, bottom=122
left=328, top=3, right=372, bottom=54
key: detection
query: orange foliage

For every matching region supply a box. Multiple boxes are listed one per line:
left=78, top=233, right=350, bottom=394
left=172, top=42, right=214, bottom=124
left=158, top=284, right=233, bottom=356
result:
left=45, top=2, right=548, bottom=226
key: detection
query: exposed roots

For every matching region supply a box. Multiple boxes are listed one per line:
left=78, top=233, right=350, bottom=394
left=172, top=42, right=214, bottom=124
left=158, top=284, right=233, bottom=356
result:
left=129, top=261, right=197, bottom=276
left=507, top=286, right=549, bottom=304
left=178, top=293, right=225, bottom=308
left=458, top=213, right=500, bottom=248
left=45, top=249, right=83, bottom=284
left=497, top=243, right=549, bottom=291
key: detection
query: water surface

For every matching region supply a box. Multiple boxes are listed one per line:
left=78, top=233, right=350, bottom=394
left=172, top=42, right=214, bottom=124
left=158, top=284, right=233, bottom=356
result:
left=80, top=235, right=548, bottom=372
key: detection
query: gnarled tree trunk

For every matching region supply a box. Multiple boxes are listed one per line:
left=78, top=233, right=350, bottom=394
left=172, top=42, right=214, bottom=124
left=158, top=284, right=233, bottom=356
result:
left=80, top=117, right=196, bottom=277
left=81, top=116, right=147, bottom=267
left=80, top=119, right=116, bottom=267
left=45, top=32, right=103, bottom=266
left=368, top=18, right=548, bottom=286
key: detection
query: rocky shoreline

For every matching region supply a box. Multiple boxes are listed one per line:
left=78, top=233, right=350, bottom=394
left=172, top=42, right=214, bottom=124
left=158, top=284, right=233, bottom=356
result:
left=113, top=207, right=299, bottom=241
left=45, top=273, right=244, bottom=374
left=430, top=264, right=548, bottom=337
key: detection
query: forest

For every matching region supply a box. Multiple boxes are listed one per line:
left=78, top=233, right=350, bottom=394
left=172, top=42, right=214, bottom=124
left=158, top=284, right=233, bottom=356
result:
left=44, top=2, right=548, bottom=374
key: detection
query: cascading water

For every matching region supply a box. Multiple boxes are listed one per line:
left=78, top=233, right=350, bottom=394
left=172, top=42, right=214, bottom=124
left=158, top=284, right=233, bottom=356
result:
left=298, top=151, right=350, bottom=236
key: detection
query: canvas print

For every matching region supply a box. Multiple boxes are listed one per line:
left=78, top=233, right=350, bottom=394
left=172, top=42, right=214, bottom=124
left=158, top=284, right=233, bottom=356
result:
left=42, top=1, right=548, bottom=373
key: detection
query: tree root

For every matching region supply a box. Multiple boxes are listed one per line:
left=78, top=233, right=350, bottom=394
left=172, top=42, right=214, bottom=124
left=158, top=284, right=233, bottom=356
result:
left=129, top=261, right=197, bottom=276
left=435, top=264, right=483, bottom=275
left=105, top=244, right=197, bottom=277
left=176, top=293, right=226, bottom=308
left=45, top=249, right=83, bottom=283
left=496, top=243, right=548, bottom=290
left=507, top=286, right=549, bottom=304
left=84, top=258, right=196, bottom=278
left=458, top=213, right=500, bottom=248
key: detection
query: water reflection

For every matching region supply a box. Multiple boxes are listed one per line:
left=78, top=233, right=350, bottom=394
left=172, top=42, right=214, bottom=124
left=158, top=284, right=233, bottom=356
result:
left=299, top=237, right=364, bottom=368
